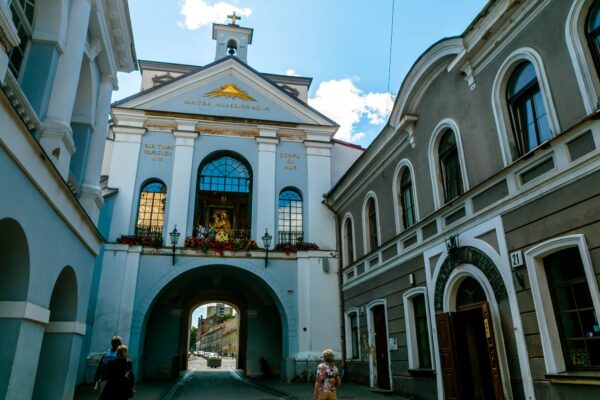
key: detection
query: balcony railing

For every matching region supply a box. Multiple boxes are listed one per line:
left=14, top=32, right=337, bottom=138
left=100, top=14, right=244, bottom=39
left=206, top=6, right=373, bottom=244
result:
left=195, top=228, right=251, bottom=241
left=135, top=225, right=164, bottom=241
left=278, top=231, right=304, bottom=245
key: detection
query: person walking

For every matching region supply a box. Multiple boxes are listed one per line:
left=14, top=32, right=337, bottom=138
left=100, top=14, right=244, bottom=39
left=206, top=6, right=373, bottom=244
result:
left=313, top=349, right=341, bottom=400
left=94, top=336, right=122, bottom=393
left=100, top=345, right=135, bottom=400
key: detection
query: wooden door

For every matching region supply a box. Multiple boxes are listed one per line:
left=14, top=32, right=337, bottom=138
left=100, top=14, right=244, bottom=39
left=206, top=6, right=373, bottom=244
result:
left=481, top=303, right=503, bottom=399
left=373, top=305, right=390, bottom=390
left=436, top=313, right=460, bottom=400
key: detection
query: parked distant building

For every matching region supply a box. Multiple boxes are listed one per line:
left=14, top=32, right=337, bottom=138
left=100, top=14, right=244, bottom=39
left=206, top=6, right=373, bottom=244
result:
left=198, top=316, right=239, bottom=357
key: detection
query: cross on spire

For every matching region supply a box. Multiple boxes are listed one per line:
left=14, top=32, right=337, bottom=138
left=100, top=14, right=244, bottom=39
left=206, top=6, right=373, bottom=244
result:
left=227, top=11, right=241, bottom=26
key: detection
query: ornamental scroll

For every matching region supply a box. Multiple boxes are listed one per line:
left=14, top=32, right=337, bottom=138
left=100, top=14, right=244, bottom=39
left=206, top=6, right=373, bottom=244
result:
left=433, top=246, right=508, bottom=313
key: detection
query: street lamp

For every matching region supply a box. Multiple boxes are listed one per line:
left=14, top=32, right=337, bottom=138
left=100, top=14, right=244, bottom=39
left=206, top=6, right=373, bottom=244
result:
left=170, top=225, right=180, bottom=265
left=261, top=229, right=272, bottom=268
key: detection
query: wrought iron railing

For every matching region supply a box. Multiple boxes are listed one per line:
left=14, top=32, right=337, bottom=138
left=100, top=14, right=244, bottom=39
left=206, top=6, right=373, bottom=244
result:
left=278, top=231, right=304, bottom=245
left=194, top=227, right=251, bottom=241
left=134, top=225, right=164, bottom=241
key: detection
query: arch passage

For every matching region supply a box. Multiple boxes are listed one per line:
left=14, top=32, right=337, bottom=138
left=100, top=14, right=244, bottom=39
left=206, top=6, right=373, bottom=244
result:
left=141, top=265, right=284, bottom=380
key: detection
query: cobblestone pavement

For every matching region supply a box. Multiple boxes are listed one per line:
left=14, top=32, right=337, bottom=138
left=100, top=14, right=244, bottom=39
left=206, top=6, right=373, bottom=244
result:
left=76, top=356, right=409, bottom=400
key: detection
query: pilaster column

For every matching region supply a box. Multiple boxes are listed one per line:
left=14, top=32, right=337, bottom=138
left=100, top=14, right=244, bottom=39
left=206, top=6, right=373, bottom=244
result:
left=166, top=128, right=197, bottom=240
left=40, top=0, right=92, bottom=179
left=80, top=75, right=117, bottom=223
left=305, top=140, right=335, bottom=249
left=107, top=126, right=145, bottom=241
left=255, top=127, right=278, bottom=242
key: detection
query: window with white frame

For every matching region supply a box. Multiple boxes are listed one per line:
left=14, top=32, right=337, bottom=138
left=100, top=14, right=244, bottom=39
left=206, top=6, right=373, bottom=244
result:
left=586, top=0, right=600, bottom=78
left=8, top=0, right=35, bottom=79
left=345, top=309, right=360, bottom=360
left=438, top=129, right=464, bottom=203
left=507, top=62, right=552, bottom=156
left=399, top=168, right=416, bottom=229
left=343, top=217, right=355, bottom=266
left=525, top=235, right=600, bottom=373
left=365, top=197, right=378, bottom=252
left=403, top=288, right=433, bottom=370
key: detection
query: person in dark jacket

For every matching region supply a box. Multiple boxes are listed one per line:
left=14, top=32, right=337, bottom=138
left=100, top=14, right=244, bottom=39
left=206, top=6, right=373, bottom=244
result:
left=100, top=345, right=135, bottom=400
left=94, top=336, right=122, bottom=392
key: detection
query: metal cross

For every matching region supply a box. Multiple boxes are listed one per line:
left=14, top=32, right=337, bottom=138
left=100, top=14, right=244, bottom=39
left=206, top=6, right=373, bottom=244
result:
left=228, top=11, right=241, bottom=25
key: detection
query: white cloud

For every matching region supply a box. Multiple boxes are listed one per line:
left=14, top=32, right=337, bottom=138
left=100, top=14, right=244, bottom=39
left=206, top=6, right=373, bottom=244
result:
left=285, top=69, right=300, bottom=77
left=180, top=0, right=252, bottom=30
left=308, top=78, right=393, bottom=143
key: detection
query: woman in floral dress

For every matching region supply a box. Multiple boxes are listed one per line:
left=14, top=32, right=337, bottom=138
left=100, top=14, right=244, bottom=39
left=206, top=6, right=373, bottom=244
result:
left=314, top=349, right=341, bottom=400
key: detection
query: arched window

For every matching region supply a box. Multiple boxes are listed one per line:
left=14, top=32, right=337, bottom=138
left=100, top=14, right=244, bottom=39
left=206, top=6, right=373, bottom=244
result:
left=8, top=0, right=35, bottom=79
left=227, top=39, right=238, bottom=56
left=399, top=169, right=416, bottom=229
left=587, top=0, right=600, bottom=77
left=438, top=129, right=464, bottom=203
left=507, top=62, right=552, bottom=155
left=194, top=153, right=252, bottom=240
left=366, top=197, right=378, bottom=251
left=135, top=180, right=167, bottom=238
left=278, top=188, right=303, bottom=245
left=344, top=217, right=355, bottom=265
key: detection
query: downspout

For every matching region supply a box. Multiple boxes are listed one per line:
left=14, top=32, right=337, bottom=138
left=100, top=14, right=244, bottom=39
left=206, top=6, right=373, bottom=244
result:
left=322, top=197, right=347, bottom=374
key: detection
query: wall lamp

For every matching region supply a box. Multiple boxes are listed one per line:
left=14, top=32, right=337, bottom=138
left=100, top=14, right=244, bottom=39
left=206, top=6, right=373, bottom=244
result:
left=261, top=229, right=272, bottom=268
left=169, top=225, right=180, bottom=266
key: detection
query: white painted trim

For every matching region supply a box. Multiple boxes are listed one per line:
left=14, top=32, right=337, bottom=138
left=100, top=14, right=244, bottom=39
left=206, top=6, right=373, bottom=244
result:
left=365, top=299, right=393, bottom=390
left=361, top=192, right=382, bottom=253
left=0, top=301, right=50, bottom=325
left=402, top=287, right=434, bottom=370
left=566, top=0, right=599, bottom=115
left=524, top=234, right=600, bottom=374
left=344, top=307, right=361, bottom=360
left=341, top=213, right=357, bottom=268
left=428, top=119, right=470, bottom=209
left=491, top=47, right=561, bottom=166
left=442, top=265, right=513, bottom=400
left=120, top=58, right=335, bottom=128
left=45, top=321, right=86, bottom=336
left=392, top=159, right=420, bottom=234
left=389, top=38, right=464, bottom=127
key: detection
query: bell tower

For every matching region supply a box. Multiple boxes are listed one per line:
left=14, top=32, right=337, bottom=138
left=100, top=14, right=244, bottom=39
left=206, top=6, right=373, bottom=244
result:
left=212, top=12, right=254, bottom=63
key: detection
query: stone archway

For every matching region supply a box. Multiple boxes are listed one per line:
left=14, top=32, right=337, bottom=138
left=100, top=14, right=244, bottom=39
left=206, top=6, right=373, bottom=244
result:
left=133, top=261, right=294, bottom=381
left=33, top=266, right=79, bottom=400
left=0, top=218, right=30, bottom=398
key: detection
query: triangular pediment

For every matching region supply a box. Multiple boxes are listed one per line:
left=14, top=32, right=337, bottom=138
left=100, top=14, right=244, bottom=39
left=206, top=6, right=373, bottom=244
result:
left=117, top=58, right=336, bottom=127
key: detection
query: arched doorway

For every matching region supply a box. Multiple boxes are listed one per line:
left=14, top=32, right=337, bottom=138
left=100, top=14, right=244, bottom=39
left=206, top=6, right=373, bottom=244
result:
left=33, top=266, right=79, bottom=400
left=193, top=152, right=252, bottom=240
left=140, top=265, right=283, bottom=380
left=0, top=218, right=30, bottom=397
left=436, top=269, right=505, bottom=400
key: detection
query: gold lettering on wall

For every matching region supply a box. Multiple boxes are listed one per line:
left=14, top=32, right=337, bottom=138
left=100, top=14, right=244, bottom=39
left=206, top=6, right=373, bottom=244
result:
left=144, top=143, right=175, bottom=162
left=280, top=152, right=302, bottom=171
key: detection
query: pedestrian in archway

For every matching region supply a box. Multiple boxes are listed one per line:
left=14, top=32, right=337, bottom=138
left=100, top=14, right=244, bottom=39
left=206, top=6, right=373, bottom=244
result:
left=100, top=345, right=135, bottom=400
left=94, top=336, right=122, bottom=393
left=313, top=349, right=341, bottom=400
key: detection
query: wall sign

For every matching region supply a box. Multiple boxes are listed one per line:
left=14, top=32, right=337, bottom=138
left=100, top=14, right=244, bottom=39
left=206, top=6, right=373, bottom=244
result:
left=509, top=250, right=524, bottom=269
left=280, top=152, right=302, bottom=171
left=144, top=143, right=174, bottom=162
left=389, top=337, right=398, bottom=351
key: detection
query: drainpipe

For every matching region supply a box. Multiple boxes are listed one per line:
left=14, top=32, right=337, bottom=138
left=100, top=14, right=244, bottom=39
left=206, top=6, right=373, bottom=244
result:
left=322, top=197, right=347, bottom=374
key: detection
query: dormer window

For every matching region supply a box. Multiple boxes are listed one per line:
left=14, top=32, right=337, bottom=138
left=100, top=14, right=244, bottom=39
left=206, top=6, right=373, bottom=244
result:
left=227, top=39, right=238, bottom=56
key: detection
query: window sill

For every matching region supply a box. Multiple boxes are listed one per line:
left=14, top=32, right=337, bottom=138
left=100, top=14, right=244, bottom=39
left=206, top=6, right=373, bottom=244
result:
left=408, top=368, right=436, bottom=377
left=545, top=371, right=600, bottom=385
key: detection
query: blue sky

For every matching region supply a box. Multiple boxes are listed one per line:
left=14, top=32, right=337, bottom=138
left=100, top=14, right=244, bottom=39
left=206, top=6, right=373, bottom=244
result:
left=116, top=0, right=488, bottom=147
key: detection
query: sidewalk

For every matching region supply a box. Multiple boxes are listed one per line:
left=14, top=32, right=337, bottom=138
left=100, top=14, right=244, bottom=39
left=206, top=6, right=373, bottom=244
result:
left=74, top=380, right=176, bottom=400
left=247, top=377, right=410, bottom=400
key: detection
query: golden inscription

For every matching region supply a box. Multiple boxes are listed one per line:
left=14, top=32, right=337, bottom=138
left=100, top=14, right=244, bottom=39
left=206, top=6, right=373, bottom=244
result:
left=280, top=152, right=302, bottom=171
left=144, top=143, right=174, bottom=162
